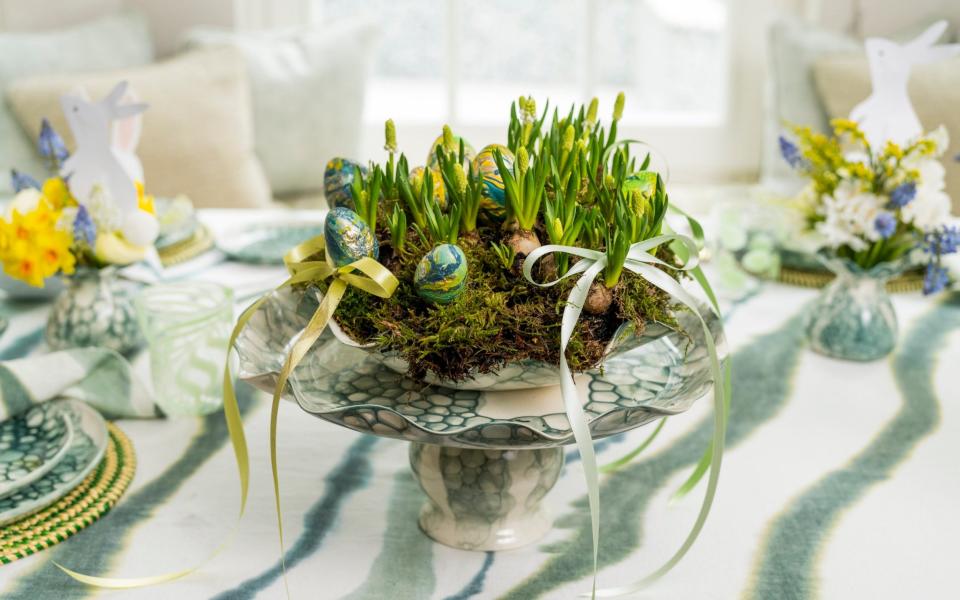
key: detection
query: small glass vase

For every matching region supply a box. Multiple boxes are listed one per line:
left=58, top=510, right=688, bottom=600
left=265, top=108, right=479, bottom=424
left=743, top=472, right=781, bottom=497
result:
left=805, top=257, right=903, bottom=361
left=45, top=268, right=143, bottom=354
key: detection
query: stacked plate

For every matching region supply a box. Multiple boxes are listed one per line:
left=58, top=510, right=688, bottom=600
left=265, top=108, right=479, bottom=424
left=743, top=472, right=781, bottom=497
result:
left=0, top=400, right=108, bottom=526
left=217, top=222, right=324, bottom=265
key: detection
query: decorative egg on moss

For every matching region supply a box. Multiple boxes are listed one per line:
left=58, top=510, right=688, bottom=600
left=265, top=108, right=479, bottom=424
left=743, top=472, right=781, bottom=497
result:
left=622, top=171, right=658, bottom=197
left=324, top=158, right=366, bottom=210
left=324, top=207, right=379, bottom=268
left=414, top=244, right=468, bottom=304
left=473, top=144, right=512, bottom=217
left=409, top=166, right=446, bottom=208
left=426, top=135, right=476, bottom=170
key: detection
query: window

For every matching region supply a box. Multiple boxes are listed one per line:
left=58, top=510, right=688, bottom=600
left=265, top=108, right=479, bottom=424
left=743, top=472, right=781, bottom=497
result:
left=317, top=0, right=729, bottom=127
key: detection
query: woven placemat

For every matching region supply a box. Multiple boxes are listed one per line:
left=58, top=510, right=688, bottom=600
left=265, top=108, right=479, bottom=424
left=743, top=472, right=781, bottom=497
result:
left=0, top=422, right=136, bottom=564
left=778, top=267, right=925, bottom=294
left=158, top=224, right=215, bottom=267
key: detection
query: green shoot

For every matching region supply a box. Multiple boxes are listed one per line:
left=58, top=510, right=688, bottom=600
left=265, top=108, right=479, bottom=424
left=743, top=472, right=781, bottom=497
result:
left=436, top=145, right=483, bottom=233
left=386, top=202, right=407, bottom=255
left=420, top=168, right=461, bottom=245
left=350, top=165, right=381, bottom=231
left=495, top=145, right=547, bottom=231
left=491, top=242, right=517, bottom=270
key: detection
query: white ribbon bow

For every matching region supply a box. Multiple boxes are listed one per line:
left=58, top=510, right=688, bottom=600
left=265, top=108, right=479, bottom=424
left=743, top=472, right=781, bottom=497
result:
left=522, top=233, right=728, bottom=598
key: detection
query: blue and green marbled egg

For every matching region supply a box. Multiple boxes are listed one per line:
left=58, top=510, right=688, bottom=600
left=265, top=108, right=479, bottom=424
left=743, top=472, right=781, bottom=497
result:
left=324, top=207, right=379, bottom=268
left=473, top=144, right=512, bottom=217
left=426, top=135, right=476, bottom=170
left=324, top=158, right=367, bottom=210
left=622, top=171, right=658, bottom=197
left=414, top=244, right=468, bottom=304
left=409, top=166, right=446, bottom=208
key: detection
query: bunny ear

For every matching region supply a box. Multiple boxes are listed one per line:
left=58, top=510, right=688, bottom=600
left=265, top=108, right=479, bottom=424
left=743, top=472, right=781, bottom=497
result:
left=916, top=43, right=960, bottom=65
left=906, top=20, right=949, bottom=51
left=104, top=81, right=129, bottom=107
left=112, top=88, right=144, bottom=153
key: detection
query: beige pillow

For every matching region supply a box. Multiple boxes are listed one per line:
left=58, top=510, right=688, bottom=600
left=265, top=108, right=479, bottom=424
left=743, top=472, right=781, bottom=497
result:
left=6, top=47, right=272, bottom=209
left=813, top=54, right=960, bottom=214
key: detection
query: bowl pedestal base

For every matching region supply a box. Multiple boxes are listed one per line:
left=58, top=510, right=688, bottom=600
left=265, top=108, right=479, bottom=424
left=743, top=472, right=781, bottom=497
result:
left=409, top=442, right=563, bottom=551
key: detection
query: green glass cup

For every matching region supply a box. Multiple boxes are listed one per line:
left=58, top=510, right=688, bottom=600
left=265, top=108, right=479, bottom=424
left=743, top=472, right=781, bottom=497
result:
left=135, top=282, right=233, bottom=416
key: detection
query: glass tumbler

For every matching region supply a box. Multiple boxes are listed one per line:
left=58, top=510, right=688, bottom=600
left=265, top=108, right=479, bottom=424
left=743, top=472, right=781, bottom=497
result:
left=135, top=282, right=233, bottom=416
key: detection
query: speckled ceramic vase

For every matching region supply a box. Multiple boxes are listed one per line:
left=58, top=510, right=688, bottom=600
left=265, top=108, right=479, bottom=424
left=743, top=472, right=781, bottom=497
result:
left=45, top=268, right=142, bottom=354
left=806, top=258, right=901, bottom=361
left=410, top=443, right=563, bottom=550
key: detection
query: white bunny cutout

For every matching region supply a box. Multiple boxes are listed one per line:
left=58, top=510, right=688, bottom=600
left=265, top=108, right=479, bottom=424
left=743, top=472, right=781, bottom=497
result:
left=850, top=20, right=960, bottom=150
left=59, top=81, right=158, bottom=246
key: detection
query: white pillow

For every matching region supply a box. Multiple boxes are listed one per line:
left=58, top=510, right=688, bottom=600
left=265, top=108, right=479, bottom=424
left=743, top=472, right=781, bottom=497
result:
left=0, top=11, right=154, bottom=196
left=183, top=19, right=380, bottom=196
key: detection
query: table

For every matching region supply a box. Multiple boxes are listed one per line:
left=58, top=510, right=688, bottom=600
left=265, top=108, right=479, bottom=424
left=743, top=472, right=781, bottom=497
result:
left=0, top=208, right=958, bottom=599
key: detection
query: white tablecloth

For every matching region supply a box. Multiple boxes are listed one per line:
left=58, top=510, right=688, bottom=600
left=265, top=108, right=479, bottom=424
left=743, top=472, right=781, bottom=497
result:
left=1, top=208, right=958, bottom=600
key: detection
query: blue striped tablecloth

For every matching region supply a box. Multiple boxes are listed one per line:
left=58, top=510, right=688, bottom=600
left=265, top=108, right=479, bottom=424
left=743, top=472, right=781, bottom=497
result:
left=0, top=209, right=958, bottom=599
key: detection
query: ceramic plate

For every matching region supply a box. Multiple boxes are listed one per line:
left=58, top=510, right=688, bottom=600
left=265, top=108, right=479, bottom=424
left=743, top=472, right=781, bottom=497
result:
left=0, top=400, right=108, bottom=526
left=218, top=223, right=324, bottom=265
left=237, top=286, right=725, bottom=449
left=0, top=403, right=74, bottom=498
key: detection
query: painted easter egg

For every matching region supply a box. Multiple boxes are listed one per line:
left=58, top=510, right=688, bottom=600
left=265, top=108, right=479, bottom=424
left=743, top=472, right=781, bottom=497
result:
left=473, top=144, right=513, bottom=217
left=409, top=166, right=446, bottom=208
left=324, top=207, right=379, bottom=268
left=622, top=171, right=658, bottom=197
left=324, top=158, right=367, bottom=210
left=414, top=244, right=468, bottom=304
left=426, top=135, right=476, bottom=170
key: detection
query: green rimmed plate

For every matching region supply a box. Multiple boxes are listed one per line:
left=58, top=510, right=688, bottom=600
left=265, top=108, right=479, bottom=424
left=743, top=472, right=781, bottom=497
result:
left=0, top=400, right=108, bottom=526
left=218, top=222, right=324, bottom=265
left=0, top=403, right=73, bottom=498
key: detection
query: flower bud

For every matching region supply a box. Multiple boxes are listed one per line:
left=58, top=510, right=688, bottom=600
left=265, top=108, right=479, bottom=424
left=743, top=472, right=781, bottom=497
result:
left=613, top=92, right=625, bottom=121
left=384, top=119, right=397, bottom=153
left=517, top=147, right=529, bottom=177
left=442, top=125, right=455, bottom=152
left=562, top=125, right=575, bottom=153
left=586, top=97, right=598, bottom=124
left=453, top=163, right=468, bottom=196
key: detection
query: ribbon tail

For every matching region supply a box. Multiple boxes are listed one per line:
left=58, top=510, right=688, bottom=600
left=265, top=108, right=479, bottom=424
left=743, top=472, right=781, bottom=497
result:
left=558, top=259, right=607, bottom=599
left=270, top=278, right=348, bottom=597
left=589, top=263, right=728, bottom=598
left=55, top=291, right=275, bottom=588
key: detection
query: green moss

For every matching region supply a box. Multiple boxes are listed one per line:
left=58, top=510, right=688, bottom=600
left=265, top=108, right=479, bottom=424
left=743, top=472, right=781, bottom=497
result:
left=324, top=223, right=681, bottom=382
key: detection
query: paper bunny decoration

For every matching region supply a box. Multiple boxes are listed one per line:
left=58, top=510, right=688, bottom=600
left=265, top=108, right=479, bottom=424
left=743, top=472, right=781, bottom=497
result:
left=850, top=20, right=960, bottom=149
left=59, top=81, right=158, bottom=246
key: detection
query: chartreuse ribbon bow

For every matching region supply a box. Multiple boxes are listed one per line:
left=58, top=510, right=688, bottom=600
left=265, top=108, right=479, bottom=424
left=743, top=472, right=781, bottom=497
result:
left=57, top=235, right=398, bottom=592
left=521, top=232, right=729, bottom=599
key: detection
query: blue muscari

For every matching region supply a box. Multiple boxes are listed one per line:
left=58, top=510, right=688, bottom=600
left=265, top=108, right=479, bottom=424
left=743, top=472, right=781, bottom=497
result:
left=889, top=182, right=916, bottom=208
left=874, top=212, right=896, bottom=239
left=38, top=118, right=69, bottom=166
left=73, top=205, right=97, bottom=246
left=923, top=263, right=949, bottom=295
left=922, top=225, right=959, bottom=295
left=778, top=135, right=804, bottom=169
left=10, top=169, right=40, bottom=193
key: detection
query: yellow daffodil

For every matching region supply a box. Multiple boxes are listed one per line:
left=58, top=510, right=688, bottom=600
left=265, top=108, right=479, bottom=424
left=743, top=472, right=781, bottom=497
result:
left=41, top=177, right=74, bottom=210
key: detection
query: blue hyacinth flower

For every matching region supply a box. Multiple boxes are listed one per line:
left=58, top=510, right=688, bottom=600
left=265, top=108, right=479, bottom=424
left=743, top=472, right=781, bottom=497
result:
left=73, top=205, right=97, bottom=246
left=924, top=226, right=960, bottom=256
left=873, top=212, right=896, bottom=239
left=38, top=118, right=69, bottom=166
left=10, top=169, right=40, bottom=192
left=778, top=135, right=804, bottom=169
left=889, top=182, right=916, bottom=208
left=923, top=263, right=950, bottom=295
